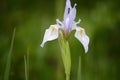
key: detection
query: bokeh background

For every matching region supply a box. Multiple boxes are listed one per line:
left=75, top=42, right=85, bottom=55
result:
left=0, top=0, right=120, bottom=80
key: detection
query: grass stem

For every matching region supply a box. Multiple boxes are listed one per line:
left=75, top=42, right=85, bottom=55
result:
left=24, top=55, right=28, bottom=80
left=4, top=28, right=16, bottom=80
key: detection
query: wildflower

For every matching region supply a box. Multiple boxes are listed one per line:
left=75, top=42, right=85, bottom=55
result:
left=41, top=0, right=89, bottom=53
left=41, top=0, right=90, bottom=80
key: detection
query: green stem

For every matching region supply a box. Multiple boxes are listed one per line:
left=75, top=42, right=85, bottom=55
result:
left=66, top=74, right=70, bottom=80
left=58, top=30, right=71, bottom=80
left=24, top=55, right=28, bottom=80
left=4, top=28, right=16, bottom=80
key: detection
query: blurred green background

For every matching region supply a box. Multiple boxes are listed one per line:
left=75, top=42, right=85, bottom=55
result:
left=0, top=0, right=120, bottom=80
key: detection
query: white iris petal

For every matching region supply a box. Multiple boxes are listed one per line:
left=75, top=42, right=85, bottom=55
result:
left=74, top=27, right=90, bottom=53
left=40, top=24, right=59, bottom=47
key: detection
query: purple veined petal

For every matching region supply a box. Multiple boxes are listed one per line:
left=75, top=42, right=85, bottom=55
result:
left=68, top=3, right=78, bottom=31
left=57, top=0, right=80, bottom=36
left=69, top=3, right=77, bottom=22
left=65, top=4, right=78, bottom=34
left=64, top=17, right=70, bottom=30
left=64, top=0, right=72, bottom=21
left=63, top=0, right=78, bottom=35
left=62, top=17, right=71, bottom=36
left=62, top=0, right=73, bottom=35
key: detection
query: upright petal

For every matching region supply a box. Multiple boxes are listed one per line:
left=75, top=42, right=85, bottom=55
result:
left=69, top=3, right=77, bottom=22
left=40, top=25, right=59, bottom=47
left=56, top=19, right=64, bottom=27
left=68, top=3, right=77, bottom=31
left=74, top=27, right=90, bottom=53
left=63, top=0, right=78, bottom=35
left=64, top=0, right=72, bottom=20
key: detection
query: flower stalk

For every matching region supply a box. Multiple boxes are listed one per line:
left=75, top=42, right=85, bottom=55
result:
left=40, top=0, right=90, bottom=80
left=58, top=30, right=71, bottom=80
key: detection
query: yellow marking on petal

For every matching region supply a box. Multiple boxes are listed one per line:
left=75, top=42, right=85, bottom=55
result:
left=51, top=26, right=55, bottom=33
left=79, top=30, right=83, bottom=37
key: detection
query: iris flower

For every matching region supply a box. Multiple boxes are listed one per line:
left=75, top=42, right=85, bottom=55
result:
left=41, top=0, right=89, bottom=53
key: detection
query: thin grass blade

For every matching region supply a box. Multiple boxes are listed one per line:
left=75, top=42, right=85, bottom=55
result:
left=27, top=48, right=29, bottom=80
left=24, top=55, right=28, bottom=80
left=4, top=28, right=16, bottom=80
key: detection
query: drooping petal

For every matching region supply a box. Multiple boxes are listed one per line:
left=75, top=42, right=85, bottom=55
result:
left=40, top=25, right=59, bottom=47
left=74, top=27, right=90, bottom=53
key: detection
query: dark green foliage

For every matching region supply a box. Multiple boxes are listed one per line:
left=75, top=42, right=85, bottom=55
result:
left=0, top=0, right=120, bottom=80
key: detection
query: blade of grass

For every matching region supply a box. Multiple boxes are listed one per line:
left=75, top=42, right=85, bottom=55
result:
left=24, top=55, right=28, bottom=80
left=24, top=48, right=29, bottom=80
left=4, top=28, right=16, bottom=80
left=27, top=48, right=29, bottom=80
left=77, top=56, right=81, bottom=80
